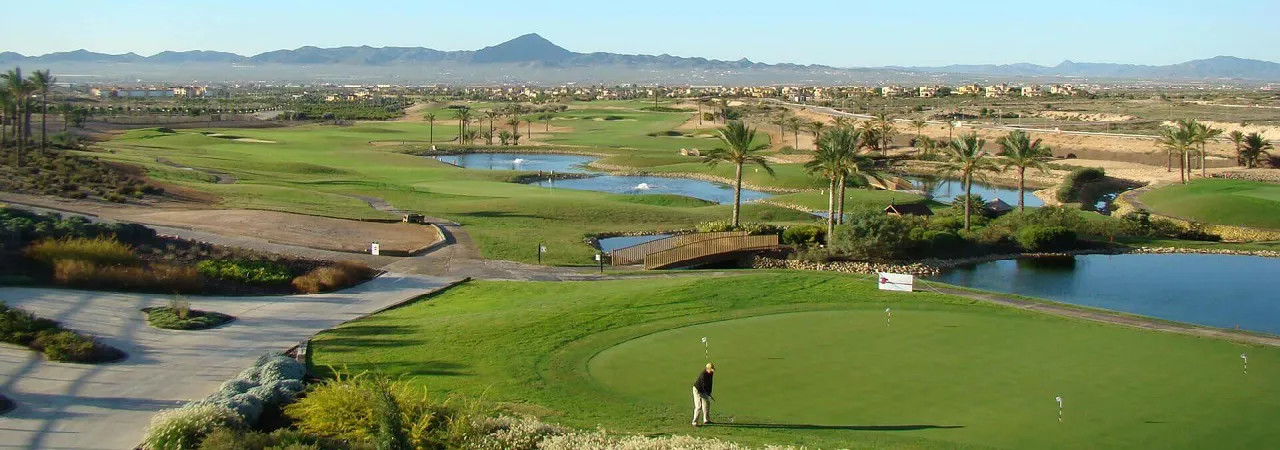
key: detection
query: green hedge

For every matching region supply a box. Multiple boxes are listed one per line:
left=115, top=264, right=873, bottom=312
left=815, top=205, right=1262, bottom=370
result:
left=1016, top=225, right=1078, bottom=252
left=197, top=260, right=292, bottom=284
left=1056, top=167, right=1106, bottom=203
left=0, top=301, right=124, bottom=363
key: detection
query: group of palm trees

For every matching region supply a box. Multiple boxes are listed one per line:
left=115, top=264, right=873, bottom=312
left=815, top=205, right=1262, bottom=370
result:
left=771, top=111, right=900, bottom=155
left=1, top=67, right=57, bottom=167
left=1157, top=120, right=1272, bottom=182
left=423, top=104, right=562, bottom=147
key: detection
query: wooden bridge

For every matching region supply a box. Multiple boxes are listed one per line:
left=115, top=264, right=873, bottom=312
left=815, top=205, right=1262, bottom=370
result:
left=607, top=232, right=780, bottom=270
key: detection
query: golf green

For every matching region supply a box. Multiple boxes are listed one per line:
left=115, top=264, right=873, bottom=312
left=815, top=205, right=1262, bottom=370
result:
left=589, top=310, right=1280, bottom=449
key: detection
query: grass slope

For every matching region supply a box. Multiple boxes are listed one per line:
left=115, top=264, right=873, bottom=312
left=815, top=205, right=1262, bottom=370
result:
left=310, top=273, right=1280, bottom=449
left=1140, top=179, right=1280, bottom=230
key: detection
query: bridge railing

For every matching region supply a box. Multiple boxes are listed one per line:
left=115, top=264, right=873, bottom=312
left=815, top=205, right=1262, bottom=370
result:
left=643, top=234, right=780, bottom=270
left=610, top=231, right=747, bottom=266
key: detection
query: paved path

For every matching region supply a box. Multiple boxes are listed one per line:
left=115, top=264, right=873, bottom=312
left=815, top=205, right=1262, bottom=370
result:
left=0, top=273, right=456, bottom=450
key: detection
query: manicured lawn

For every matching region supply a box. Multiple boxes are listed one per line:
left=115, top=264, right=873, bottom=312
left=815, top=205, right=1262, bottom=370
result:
left=1140, top=179, right=1280, bottom=230
left=92, top=123, right=812, bottom=265
left=310, top=273, right=1280, bottom=450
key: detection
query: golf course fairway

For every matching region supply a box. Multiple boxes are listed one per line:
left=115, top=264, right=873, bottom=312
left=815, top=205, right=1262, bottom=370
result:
left=310, top=272, right=1280, bottom=449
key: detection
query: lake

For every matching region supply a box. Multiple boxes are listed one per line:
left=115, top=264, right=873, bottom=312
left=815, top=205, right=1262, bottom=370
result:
left=433, top=153, right=598, bottom=173
left=597, top=234, right=673, bottom=252
left=903, top=175, right=1045, bottom=207
left=528, top=175, right=769, bottom=205
left=931, top=253, right=1280, bottom=334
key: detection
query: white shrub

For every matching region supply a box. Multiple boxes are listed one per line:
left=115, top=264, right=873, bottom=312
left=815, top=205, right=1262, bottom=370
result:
left=141, top=403, right=243, bottom=450
left=463, top=415, right=568, bottom=450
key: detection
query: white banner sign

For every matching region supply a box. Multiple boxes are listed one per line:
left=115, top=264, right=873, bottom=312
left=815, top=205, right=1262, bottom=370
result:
left=878, top=272, right=914, bottom=292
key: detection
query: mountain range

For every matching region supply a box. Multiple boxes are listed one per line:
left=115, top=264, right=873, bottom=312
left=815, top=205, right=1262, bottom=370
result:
left=3, top=33, right=1279, bottom=84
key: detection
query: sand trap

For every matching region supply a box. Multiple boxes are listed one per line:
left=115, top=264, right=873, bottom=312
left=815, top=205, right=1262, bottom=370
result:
left=205, top=133, right=276, bottom=143
left=592, top=118, right=637, bottom=122
left=233, top=138, right=276, bottom=143
left=132, top=209, right=440, bottom=254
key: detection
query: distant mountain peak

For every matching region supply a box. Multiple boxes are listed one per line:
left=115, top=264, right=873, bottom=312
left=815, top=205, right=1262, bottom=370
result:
left=473, top=33, right=574, bottom=63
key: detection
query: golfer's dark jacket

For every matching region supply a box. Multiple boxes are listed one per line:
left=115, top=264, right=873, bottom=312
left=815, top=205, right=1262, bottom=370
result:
left=693, top=370, right=713, bottom=396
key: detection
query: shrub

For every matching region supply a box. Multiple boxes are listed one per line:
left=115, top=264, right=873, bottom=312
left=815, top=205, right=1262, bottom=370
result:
left=143, top=306, right=235, bottom=330
left=143, top=403, right=244, bottom=450
left=53, top=260, right=205, bottom=293
left=198, top=429, right=329, bottom=450
left=829, top=211, right=922, bottom=260
left=694, top=221, right=781, bottom=236
left=0, top=301, right=59, bottom=346
left=1056, top=167, right=1106, bottom=203
left=922, top=230, right=966, bottom=255
left=291, top=261, right=376, bottom=294
left=286, top=371, right=450, bottom=447
left=26, top=237, right=139, bottom=266
left=197, top=259, right=293, bottom=284
left=464, top=415, right=568, bottom=450
left=1016, top=225, right=1078, bottom=252
left=33, top=329, right=99, bottom=362
left=782, top=225, right=825, bottom=246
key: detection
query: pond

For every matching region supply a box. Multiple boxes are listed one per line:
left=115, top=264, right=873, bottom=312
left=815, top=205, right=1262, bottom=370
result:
left=931, top=253, right=1280, bottom=335
left=433, top=153, right=598, bottom=173
left=597, top=234, right=673, bottom=252
left=528, top=175, right=769, bottom=205
left=903, top=175, right=1045, bottom=208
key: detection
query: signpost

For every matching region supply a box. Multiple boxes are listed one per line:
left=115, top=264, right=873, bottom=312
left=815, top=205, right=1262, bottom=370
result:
left=595, top=252, right=604, bottom=273
left=537, top=243, right=546, bottom=265
left=877, top=273, right=914, bottom=292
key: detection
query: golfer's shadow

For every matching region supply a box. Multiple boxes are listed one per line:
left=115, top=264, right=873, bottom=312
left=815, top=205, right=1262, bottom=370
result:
left=716, top=423, right=964, bottom=431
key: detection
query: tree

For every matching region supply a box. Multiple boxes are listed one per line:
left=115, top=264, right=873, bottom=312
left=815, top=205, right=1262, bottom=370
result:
left=30, top=69, right=54, bottom=152
left=873, top=112, right=896, bottom=154
left=541, top=113, right=554, bottom=131
left=772, top=110, right=790, bottom=141
left=2, top=68, right=32, bottom=166
left=1187, top=120, right=1220, bottom=178
left=785, top=116, right=802, bottom=148
left=58, top=102, right=72, bottom=132
left=1156, top=122, right=1195, bottom=184
left=806, top=135, right=845, bottom=236
left=806, top=126, right=869, bottom=235
left=858, top=120, right=881, bottom=153
left=424, top=112, right=436, bottom=144
left=938, top=133, right=999, bottom=229
left=480, top=129, right=493, bottom=145
left=505, top=116, right=521, bottom=136
left=484, top=109, right=500, bottom=136
left=498, top=129, right=512, bottom=146
left=453, top=107, right=472, bottom=141
left=1228, top=130, right=1245, bottom=166
left=1240, top=132, right=1272, bottom=169
left=910, top=119, right=927, bottom=144
left=706, top=121, right=774, bottom=227
left=806, top=121, right=826, bottom=148
left=0, top=89, right=10, bottom=149
left=997, top=130, right=1051, bottom=211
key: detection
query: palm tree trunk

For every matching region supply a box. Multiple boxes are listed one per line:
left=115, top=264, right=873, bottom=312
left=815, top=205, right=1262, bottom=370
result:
left=1166, top=150, right=1171, bottom=172
left=1180, top=151, right=1187, bottom=184
left=963, top=174, right=972, bottom=230
left=1018, top=167, right=1026, bottom=211
left=837, top=175, right=848, bottom=224
left=1199, top=144, right=1206, bottom=178
left=429, top=123, right=433, bottom=144
left=732, top=163, right=744, bottom=227
left=40, top=92, right=47, bottom=152
left=826, top=177, right=836, bottom=237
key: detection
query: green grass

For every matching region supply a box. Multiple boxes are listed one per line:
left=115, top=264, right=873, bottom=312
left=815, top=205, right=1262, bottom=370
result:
left=1140, top=179, right=1280, bottom=230
left=141, top=307, right=235, bottom=330
left=311, top=273, right=1280, bottom=450
left=90, top=105, right=817, bottom=265
left=771, top=189, right=927, bottom=211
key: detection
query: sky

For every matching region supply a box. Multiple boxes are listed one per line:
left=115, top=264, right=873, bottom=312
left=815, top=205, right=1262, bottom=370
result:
left=2, top=0, right=1277, bottom=67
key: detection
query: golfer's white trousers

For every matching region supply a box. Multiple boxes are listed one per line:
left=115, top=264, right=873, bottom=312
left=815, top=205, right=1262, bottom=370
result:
left=692, top=387, right=711, bottom=423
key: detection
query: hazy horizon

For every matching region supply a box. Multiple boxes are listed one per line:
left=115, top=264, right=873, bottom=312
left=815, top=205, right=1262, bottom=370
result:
left=2, top=0, right=1277, bottom=68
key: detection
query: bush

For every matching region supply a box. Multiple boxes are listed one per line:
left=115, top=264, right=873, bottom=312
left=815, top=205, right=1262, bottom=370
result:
left=197, top=259, right=293, bottom=284
left=143, top=403, right=245, bottom=450
left=922, top=230, right=966, bottom=255
left=782, top=225, right=825, bottom=246
left=286, top=371, right=457, bottom=447
left=1016, top=225, right=1078, bottom=252
left=0, top=301, right=59, bottom=346
left=142, top=306, right=235, bottom=330
left=26, top=237, right=139, bottom=266
left=198, top=429, right=330, bottom=450
left=53, top=260, right=205, bottom=293
left=829, top=212, right=922, bottom=260
left=693, top=221, right=781, bottom=236
left=291, top=261, right=376, bottom=294
left=1056, top=167, right=1106, bottom=203
left=33, top=329, right=99, bottom=362
left=464, top=415, right=568, bottom=450
left=1, top=301, right=122, bottom=363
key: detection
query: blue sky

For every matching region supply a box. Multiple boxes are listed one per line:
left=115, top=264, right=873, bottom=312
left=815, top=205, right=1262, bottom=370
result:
left=3, top=0, right=1276, bottom=66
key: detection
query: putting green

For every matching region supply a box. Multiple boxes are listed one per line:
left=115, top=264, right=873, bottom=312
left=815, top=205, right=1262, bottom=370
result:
left=588, top=310, right=1280, bottom=449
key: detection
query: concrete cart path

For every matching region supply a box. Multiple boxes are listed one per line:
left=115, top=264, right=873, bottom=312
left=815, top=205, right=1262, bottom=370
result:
left=0, top=273, right=456, bottom=450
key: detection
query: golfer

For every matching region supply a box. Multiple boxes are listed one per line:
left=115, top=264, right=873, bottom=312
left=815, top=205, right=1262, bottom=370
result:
left=692, top=363, right=714, bottom=426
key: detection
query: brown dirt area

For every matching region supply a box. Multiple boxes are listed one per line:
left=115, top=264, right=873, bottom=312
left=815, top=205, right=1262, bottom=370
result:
left=0, top=192, right=440, bottom=254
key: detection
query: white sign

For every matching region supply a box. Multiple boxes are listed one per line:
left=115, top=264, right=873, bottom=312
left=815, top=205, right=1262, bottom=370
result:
left=370, top=242, right=380, bottom=256
left=877, top=272, right=914, bottom=292
left=594, top=253, right=601, bottom=261
left=539, top=245, right=547, bottom=253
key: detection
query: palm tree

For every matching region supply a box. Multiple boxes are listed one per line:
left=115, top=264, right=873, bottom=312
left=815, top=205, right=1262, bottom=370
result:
left=944, top=119, right=956, bottom=141
left=697, top=97, right=706, bottom=126
left=506, top=116, right=521, bottom=136
left=58, top=102, right=72, bottom=132
left=785, top=116, right=802, bottom=148
left=424, top=112, right=436, bottom=144
left=910, top=119, right=927, bottom=144
left=772, top=110, right=790, bottom=139
left=997, top=130, right=1051, bottom=211
left=1240, top=133, right=1272, bottom=169
left=454, top=107, right=473, bottom=141
left=1228, top=130, right=1245, bottom=166
left=833, top=116, right=852, bottom=128
left=480, top=129, right=494, bottom=145
left=541, top=113, right=554, bottom=131
left=484, top=109, right=500, bottom=136
left=858, top=120, right=881, bottom=153
left=806, top=126, right=869, bottom=234
left=938, top=133, right=999, bottom=229
left=498, top=129, right=513, bottom=146
left=806, top=138, right=844, bottom=235
left=524, top=117, right=534, bottom=140
left=873, top=112, right=896, bottom=154
left=2, top=68, right=31, bottom=166
left=706, top=121, right=774, bottom=227
left=0, top=89, right=10, bottom=149
left=806, top=121, right=826, bottom=148
left=1188, top=121, right=1220, bottom=178
left=1155, top=123, right=1194, bottom=184
left=30, top=69, right=54, bottom=152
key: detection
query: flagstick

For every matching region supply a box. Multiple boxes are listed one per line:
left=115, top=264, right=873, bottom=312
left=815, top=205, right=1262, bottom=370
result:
left=1056, top=396, right=1064, bottom=423
left=1242, top=353, right=1248, bottom=374
left=886, top=307, right=891, bottom=327
left=702, top=337, right=709, bottom=360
